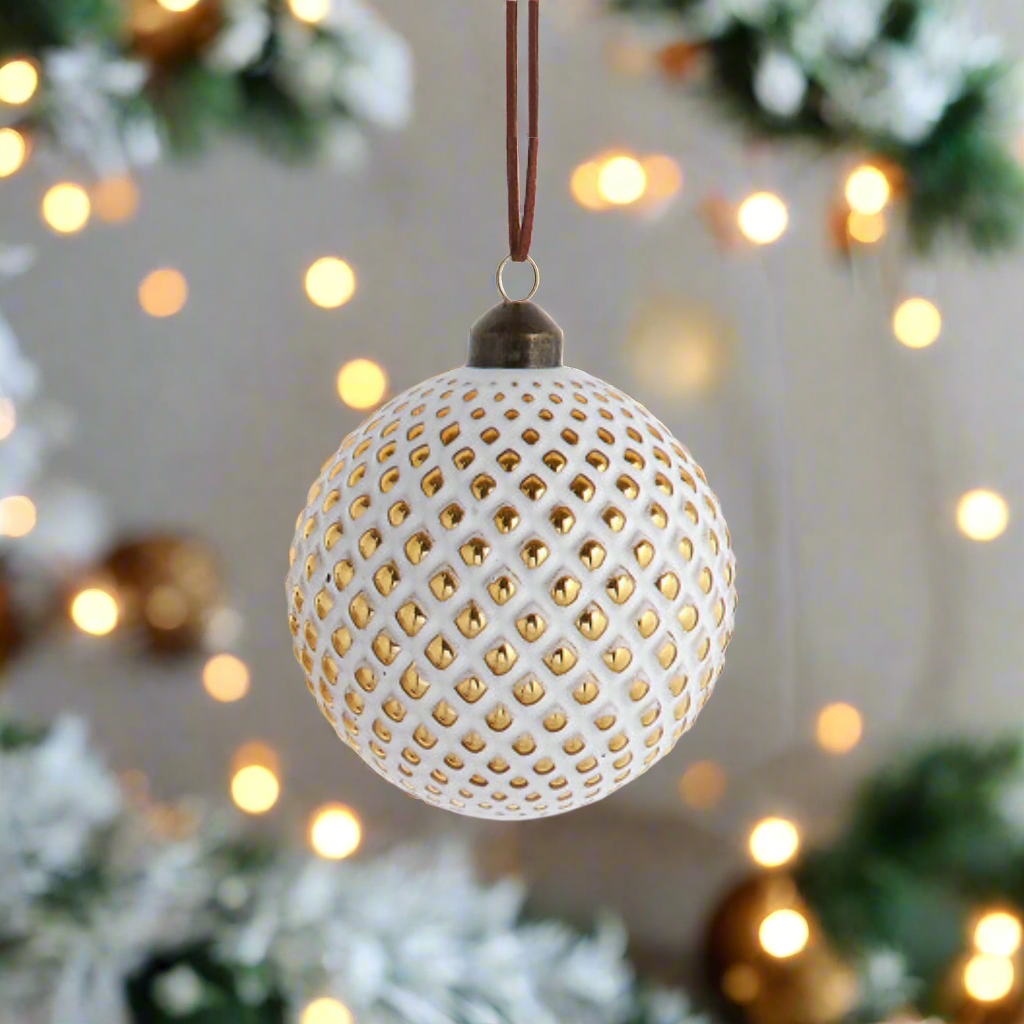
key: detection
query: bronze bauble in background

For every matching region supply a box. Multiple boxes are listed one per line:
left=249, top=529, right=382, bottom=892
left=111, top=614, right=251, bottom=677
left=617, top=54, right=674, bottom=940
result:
left=128, top=0, right=222, bottom=67
left=707, top=874, right=858, bottom=1024
left=104, top=535, right=222, bottom=654
left=0, top=568, right=23, bottom=673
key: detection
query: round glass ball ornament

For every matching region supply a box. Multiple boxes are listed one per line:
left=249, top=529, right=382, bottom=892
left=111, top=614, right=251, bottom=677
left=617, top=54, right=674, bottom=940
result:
left=287, top=301, right=737, bottom=819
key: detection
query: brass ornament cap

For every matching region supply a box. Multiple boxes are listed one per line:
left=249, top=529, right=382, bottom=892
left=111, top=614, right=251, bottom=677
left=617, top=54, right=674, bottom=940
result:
left=287, top=333, right=737, bottom=820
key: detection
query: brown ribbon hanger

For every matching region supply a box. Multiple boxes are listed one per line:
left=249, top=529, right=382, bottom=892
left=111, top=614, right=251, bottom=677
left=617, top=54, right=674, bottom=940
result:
left=506, top=0, right=539, bottom=263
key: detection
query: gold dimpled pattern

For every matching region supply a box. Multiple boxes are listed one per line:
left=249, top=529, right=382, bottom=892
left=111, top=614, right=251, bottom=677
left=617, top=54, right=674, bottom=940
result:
left=287, top=366, right=737, bottom=819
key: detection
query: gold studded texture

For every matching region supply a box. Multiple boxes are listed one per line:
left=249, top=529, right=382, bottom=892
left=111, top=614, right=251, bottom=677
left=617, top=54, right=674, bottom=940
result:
left=287, top=365, right=737, bottom=820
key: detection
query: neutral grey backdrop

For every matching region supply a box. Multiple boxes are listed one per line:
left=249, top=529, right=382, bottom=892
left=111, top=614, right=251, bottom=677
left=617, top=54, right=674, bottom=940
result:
left=3, top=0, right=1023, bottom=954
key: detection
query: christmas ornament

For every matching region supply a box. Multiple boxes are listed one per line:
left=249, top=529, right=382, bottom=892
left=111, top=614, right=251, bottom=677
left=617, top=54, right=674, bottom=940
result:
left=105, top=535, right=223, bottom=654
left=286, top=0, right=737, bottom=819
left=708, top=875, right=858, bottom=1024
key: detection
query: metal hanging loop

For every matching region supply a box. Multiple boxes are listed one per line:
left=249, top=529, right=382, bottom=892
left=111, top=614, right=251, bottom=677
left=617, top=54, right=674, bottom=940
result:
left=496, top=254, right=541, bottom=304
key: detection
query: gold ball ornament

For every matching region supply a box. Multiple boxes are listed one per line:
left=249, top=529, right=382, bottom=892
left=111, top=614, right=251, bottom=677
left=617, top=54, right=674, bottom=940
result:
left=128, top=0, right=222, bottom=67
left=287, top=301, right=737, bottom=819
left=708, top=874, right=858, bottom=1024
left=0, top=572, right=23, bottom=673
left=104, top=535, right=223, bottom=654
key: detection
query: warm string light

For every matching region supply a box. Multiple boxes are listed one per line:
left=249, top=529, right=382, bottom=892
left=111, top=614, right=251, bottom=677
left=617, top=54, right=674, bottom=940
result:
left=748, top=817, right=800, bottom=868
left=144, top=584, right=188, bottom=631
left=964, top=954, right=1015, bottom=1003
left=202, top=653, right=251, bottom=703
left=301, top=998, right=354, bottom=1024
left=598, top=155, right=648, bottom=205
left=571, top=151, right=682, bottom=211
left=139, top=268, right=189, bottom=318
left=957, top=489, right=1009, bottom=542
left=92, top=175, right=140, bottom=223
left=288, top=0, right=331, bottom=23
left=231, top=743, right=280, bottom=814
left=309, top=804, right=362, bottom=860
left=0, top=398, right=16, bottom=440
left=70, top=588, right=121, bottom=636
left=0, top=495, right=36, bottom=537
left=305, top=257, right=357, bottom=309
left=231, top=764, right=280, bottom=814
left=0, top=127, right=27, bottom=178
left=0, top=60, right=39, bottom=105
left=974, top=912, right=1023, bottom=957
left=337, top=358, right=387, bottom=409
left=737, top=192, right=789, bottom=245
left=847, top=211, right=886, bottom=245
left=758, top=908, right=809, bottom=958
left=845, top=164, right=891, bottom=216
left=892, top=297, right=941, bottom=348
left=678, top=760, right=727, bottom=809
left=815, top=702, right=863, bottom=754
left=41, top=183, right=91, bottom=234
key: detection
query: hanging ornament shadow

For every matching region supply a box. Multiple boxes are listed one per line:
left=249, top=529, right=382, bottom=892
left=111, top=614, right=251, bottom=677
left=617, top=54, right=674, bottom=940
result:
left=286, top=0, right=737, bottom=820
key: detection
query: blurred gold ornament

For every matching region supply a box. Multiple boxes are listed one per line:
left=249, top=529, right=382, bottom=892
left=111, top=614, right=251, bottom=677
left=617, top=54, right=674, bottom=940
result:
left=103, top=535, right=223, bottom=654
left=129, top=0, right=221, bottom=66
left=656, top=41, right=704, bottom=80
left=940, top=949, right=1024, bottom=1024
left=708, top=874, right=858, bottom=1024
left=0, top=572, right=23, bottom=672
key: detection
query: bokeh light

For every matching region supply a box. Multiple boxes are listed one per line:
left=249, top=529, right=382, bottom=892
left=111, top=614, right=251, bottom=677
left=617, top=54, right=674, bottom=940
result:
left=0, top=60, right=38, bottom=105
left=956, top=489, right=1009, bottom=542
left=815, top=703, right=863, bottom=754
left=156, top=0, right=201, bottom=10
left=975, top=912, right=1023, bottom=957
left=570, top=160, right=605, bottom=211
left=721, top=963, right=761, bottom=1003
left=337, top=358, right=387, bottom=409
left=964, top=954, right=1015, bottom=1003
left=847, top=211, right=886, bottom=244
left=0, top=495, right=36, bottom=537
left=737, top=192, right=788, bottom=245
left=92, top=175, right=140, bottom=223
left=301, top=998, right=354, bottom=1024
left=678, top=760, right=727, bottom=809
left=845, top=165, right=891, bottom=216
left=309, top=804, right=362, bottom=860
left=202, top=654, right=251, bottom=703
left=0, top=398, right=15, bottom=440
left=758, top=909, right=809, bottom=958
left=70, top=588, right=120, bottom=636
left=641, top=154, right=684, bottom=201
left=139, top=268, right=189, bottom=318
left=597, top=155, right=647, bottom=206
left=231, top=764, right=280, bottom=815
left=305, top=257, right=357, bottom=309
left=748, top=817, right=800, bottom=868
left=289, top=0, right=331, bottom=23
left=0, top=127, right=27, bottom=178
left=892, top=297, right=941, bottom=349
left=41, top=183, right=91, bottom=234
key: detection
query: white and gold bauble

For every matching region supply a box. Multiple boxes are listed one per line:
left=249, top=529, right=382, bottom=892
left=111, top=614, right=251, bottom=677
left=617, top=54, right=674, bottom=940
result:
left=287, top=300, right=737, bottom=819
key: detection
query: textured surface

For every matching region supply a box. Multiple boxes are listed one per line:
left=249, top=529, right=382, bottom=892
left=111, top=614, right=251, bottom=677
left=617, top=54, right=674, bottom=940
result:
left=287, top=365, right=737, bottom=818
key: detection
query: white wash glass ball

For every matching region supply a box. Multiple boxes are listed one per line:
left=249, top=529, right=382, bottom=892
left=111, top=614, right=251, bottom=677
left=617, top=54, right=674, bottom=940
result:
left=287, top=302, right=737, bottom=819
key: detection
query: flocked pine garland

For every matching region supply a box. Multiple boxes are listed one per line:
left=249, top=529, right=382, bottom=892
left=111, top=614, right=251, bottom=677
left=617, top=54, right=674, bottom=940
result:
left=796, top=736, right=1024, bottom=1018
left=0, top=716, right=705, bottom=1024
left=610, top=0, right=1024, bottom=254
left=0, top=0, right=412, bottom=173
